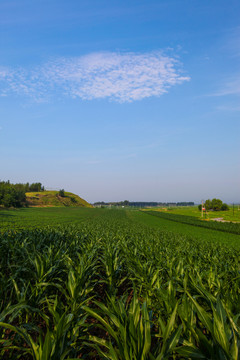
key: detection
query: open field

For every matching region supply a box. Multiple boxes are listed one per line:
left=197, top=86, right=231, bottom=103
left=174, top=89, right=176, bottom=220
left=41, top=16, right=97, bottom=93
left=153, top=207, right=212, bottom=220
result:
left=128, top=210, right=240, bottom=248
left=143, top=210, right=240, bottom=236
left=0, top=207, right=99, bottom=232
left=148, top=205, right=240, bottom=222
left=0, top=208, right=240, bottom=359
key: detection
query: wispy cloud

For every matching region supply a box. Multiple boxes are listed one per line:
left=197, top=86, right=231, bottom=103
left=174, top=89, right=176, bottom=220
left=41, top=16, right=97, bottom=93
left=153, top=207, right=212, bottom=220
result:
left=213, top=77, right=240, bottom=97
left=0, top=51, right=189, bottom=102
left=215, top=104, right=240, bottom=112
left=205, top=74, right=240, bottom=98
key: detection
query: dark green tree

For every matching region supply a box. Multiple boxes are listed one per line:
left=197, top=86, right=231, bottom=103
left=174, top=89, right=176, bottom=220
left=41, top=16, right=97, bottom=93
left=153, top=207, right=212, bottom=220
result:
left=59, top=189, right=65, bottom=197
left=199, top=198, right=228, bottom=212
left=204, top=199, right=212, bottom=210
left=0, top=181, right=26, bottom=208
left=221, top=203, right=229, bottom=211
left=29, top=183, right=42, bottom=192
left=2, top=193, right=14, bottom=208
left=211, top=198, right=223, bottom=211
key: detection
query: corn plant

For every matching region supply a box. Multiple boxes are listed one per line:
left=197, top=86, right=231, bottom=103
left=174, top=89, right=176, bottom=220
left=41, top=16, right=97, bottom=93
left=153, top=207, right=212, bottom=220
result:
left=0, top=209, right=239, bottom=359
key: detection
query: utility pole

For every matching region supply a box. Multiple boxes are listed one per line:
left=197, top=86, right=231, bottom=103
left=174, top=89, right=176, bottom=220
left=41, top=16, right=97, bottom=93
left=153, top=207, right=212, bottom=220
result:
left=201, top=200, right=204, bottom=218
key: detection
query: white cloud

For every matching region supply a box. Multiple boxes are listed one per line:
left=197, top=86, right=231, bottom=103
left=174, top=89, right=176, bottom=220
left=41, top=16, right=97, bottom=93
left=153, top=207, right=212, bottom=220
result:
left=0, top=51, right=190, bottom=102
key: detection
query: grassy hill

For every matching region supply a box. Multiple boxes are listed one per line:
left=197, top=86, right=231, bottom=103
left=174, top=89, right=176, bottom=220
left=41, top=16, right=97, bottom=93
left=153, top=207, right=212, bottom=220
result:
left=26, top=191, right=92, bottom=208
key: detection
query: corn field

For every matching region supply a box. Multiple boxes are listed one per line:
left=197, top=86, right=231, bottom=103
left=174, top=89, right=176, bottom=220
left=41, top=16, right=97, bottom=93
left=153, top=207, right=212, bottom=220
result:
left=0, top=210, right=240, bottom=359
left=145, top=211, right=240, bottom=235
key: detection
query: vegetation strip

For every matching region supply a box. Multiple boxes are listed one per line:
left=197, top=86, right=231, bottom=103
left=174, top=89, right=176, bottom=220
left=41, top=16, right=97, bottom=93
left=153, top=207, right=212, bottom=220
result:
left=144, top=210, right=240, bottom=235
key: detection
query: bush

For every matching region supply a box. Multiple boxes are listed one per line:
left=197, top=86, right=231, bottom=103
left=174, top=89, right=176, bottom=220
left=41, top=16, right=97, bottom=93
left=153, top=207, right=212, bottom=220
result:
left=211, top=198, right=223, bottom=211
left=70, top=196, right=77, bottom=203
left=221, top=203, right=229, bottom=211
left=59, top=189, right=65, bottom=197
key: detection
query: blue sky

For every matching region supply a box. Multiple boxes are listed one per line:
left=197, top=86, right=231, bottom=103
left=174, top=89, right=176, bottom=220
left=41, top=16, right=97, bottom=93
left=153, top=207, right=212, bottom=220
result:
left=0, top=0, right=239, bottom=203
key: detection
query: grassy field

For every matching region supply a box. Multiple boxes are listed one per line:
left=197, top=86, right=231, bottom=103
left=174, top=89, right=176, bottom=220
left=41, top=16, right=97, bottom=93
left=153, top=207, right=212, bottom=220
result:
left=0, top=207, right=240, bottom=359
left=148, top=205, right=240, bottom=222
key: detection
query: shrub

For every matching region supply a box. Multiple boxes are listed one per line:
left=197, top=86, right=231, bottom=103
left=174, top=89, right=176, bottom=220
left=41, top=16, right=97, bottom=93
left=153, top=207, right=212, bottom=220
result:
left=221, top=203, right=229, bottom=211
left=59, top=189, right=65, bottom=197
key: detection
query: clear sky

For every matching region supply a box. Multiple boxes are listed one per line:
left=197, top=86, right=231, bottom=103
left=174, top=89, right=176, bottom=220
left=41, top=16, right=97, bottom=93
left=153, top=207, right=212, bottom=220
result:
left=0, top=0, right=239, bottom=203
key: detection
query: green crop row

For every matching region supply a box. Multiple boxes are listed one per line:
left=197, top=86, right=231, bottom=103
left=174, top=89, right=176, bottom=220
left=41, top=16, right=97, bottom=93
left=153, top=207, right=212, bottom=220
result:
left=145, top=210, right=240, bottom=235
left=0, top=210, right=240, bottom=359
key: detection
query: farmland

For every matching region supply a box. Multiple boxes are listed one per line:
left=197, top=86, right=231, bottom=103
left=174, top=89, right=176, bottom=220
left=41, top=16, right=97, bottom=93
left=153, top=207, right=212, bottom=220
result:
left=147, top=205, right=240, bottom=223
left=144, top=210, right=240, bottom=235
left=0, top=208, right=240, bottom=359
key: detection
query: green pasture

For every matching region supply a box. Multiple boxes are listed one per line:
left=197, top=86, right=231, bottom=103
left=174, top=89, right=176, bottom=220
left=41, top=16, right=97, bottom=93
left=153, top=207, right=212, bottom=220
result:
left=148, top=205, right=240, bottom=222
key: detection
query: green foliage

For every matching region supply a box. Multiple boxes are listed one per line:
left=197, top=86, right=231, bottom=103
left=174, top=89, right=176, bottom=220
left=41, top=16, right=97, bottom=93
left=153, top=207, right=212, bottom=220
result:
left=221, top=203, right=229, bottom=211
left=0, top=209, right=240, bottom=359
left=145, top=210, right=240, bottom=235
left=202, top=198, right=229, bottom=212
left=58, top=189, right=65, bottom=197
left=205, top=199, right=212, bottom=210
left=211, top=198, right=223, bottom=211
left=25, top=191, right=92, bottom=208
left=0, top=181, right=26, bottom=208
left=28, top=182, right=44, bottom=192
left=0, top=180, right=46, bottom=208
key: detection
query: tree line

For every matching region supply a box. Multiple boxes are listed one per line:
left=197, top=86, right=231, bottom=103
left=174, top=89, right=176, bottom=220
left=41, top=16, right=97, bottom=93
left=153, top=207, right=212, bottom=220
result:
left=0, top=181, right=45, bottom=208
left=94, top=201, right=195, bottom=208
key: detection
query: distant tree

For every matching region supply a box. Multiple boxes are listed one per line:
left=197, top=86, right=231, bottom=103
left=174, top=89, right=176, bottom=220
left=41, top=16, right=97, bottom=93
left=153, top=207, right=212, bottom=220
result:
left=13, top=188, right=26, bottom=207
left=59, top=189, right=65, bottom=197
left=0, top=181, right=26, bottom=208
left=2, top=193, right=14, bottom=208
left=198, top=204, right=202, bottom=211
left=211, top=198, right=223, bottom=211
left=177, top=202, right=194, bottom=206
left=199, top=198, right=228, bottom=212
left=204, top=199, right=212, bottom=211
left=29, top=183, right=42, bottom=192
left=221, top=203, right=229, bottom=211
